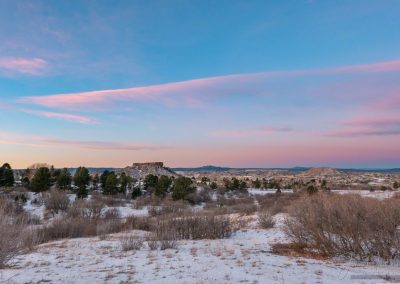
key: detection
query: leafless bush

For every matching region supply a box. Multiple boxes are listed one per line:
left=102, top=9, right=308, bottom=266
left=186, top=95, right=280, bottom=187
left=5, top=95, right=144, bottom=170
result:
left=148, top=199, right=188, bottom=217
left=0, top=199, right=39, bottom=268
left=43, top=189, right=70, bottom=215
left=123, top=216, right=152, bottom=231
left=134, top=195, right=163, bottom=209
left=258, top=211, right=275, bottom=229
left=148, top=206, right=162, bottom=217
left=146, top=236, right=159, bottom=250
left=40, top=215, right=127, bottom=242
left=285, top=193, right=400, bottom=262
left=120, top=235, right=144, bottom=251
left=67, top=199, right=105, bottom=219
left=204, top=194, right=257, bottom=215
left=152, top=213, right=233, bottom=240
left=91, top=192, right=126, bottom=206
left=160, top=239, right=177, bottom=250
left=256, top=192, right=302, bottom=214
left=103, top=208, right=121, bottom=219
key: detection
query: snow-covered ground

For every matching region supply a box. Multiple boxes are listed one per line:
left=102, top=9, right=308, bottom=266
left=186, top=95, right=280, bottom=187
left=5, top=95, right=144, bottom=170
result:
left=2, top=213, right=399, bottom=283
left=248, top=188, right=293, bottom=195
left=3, top=190, right=399, bottom=283
left=333, top=189, right=399, bottom=200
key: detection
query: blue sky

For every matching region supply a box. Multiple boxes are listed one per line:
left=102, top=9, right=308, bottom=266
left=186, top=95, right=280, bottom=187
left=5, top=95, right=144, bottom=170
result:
left=0, top=0, right=400, bottom=168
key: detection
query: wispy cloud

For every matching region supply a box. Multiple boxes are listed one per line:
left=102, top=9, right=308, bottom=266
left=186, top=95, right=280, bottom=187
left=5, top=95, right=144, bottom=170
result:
left=328, top=117, right=400, bottom=137
left=209, top=126, right=292, bottom=138
left=0, top=57, right=48, bottom=75
left=0, top=131, right=168, bottom=151
left=20, top=59, right=400, bottom=110
left=0, top=102, right=95, bottom=124
left=21, top=109, right=97, bottom=124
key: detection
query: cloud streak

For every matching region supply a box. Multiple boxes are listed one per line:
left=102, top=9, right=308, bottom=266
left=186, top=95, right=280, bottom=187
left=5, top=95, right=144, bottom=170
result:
left=21, top=109, right=97, bottom=124
left=0, top=131, right=168, bottom=151
left=0, top=102, right=95, bottom=124
left=20, top=59, right=400, bottom=110
left=0, top=57, right=48, bottom=75
left=209, top=126, right=292, bottom=138
left=328, top=117, right=400, bottom=137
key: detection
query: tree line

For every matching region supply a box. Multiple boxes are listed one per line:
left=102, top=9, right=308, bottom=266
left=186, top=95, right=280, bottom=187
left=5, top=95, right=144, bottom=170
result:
left=1, top=163, right=197, bottom=202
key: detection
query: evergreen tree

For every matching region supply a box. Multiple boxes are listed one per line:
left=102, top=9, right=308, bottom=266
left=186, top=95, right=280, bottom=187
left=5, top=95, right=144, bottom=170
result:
left=172, top=177, right=195, bottom=200
left=103, top=172, right=118, bottom=195
left=74, top=167, right=90, bottom=198
left=56, top=168, right=72, bottom=190
left=119, top=172, right=133, bottom=194
left=154, top=175, right=172, bottom=197
left=144, top=174, right=158, bottom=190
left=92, top=173, right=100, bottom=190
left=100, top=170, right=110, bottom=189
left=131, top=187, right=142, bottom=199
left=210, top=181, right=218, bottom=190
left=0, top=163, right=14, bottom=187
left=31, top=167, right=51, bottom=192
left=252, top=178, right=261, bottom=189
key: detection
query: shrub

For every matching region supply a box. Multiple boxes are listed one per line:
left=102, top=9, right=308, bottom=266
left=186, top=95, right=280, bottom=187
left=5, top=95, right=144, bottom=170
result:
left=306, top=185, right=318, bottom=195
left=123, top=216, right=152, bottom=231
left=120, top=235, right=144, bottom=251
left=160, top=239, right=177, bottom=250
left=67, top=199, right=105, bottom=219
left=0, top=199, right=39, bottom=268
left=152, top=213, right=233, bottom=240
left=284, top=193, right=400, bottom=262
left=258, top=211, right=275, bottom=229
left=43, top=189, right=70, bottom=215
left=256, top=192, right=301, bottom=214
left=146, top=236, right=159, bottom=250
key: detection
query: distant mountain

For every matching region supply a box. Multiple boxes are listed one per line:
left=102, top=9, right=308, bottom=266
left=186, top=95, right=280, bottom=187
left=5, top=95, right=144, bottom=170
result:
left=173, top=165, right=232, bottom=172
left=340, top=168, right=400, bottom=173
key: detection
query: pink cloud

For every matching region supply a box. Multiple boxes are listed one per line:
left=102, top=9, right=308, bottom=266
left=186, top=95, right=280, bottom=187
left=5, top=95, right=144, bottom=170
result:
left=209, top=126, right=292, bottom=138
left=0, top=131, right=168, bottom=151
left=21, top=109, right=97, bottom=124
left=20, top=59, right=400, bottom=110
left=0, top=102, right=96, bottom=124
left=0, top=57, right=48, bottom=75
left=328, top=116, right=400, bottom=137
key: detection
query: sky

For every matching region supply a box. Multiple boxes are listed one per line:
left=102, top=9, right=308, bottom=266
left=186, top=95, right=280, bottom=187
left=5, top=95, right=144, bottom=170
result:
left=0, top=0, right=400, bottom=169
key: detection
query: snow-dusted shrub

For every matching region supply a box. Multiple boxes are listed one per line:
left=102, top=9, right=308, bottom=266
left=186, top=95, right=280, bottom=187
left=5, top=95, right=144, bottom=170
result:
left=67, top=199, right=104, bottom=219
left=255, top=192, right=302, bottom=214
left=0, top=198, right=37, bottom=268
left=146, top=235, right=159, bottom=250
left=152, top=213, right=233, bottom=240
left=123, top=215, right=152, bottom=231
left=258, top=211, right=275, bottom=229
left=160, top=239, right=177, bottom=250
left=43, top=189, right=70, bottom=215
left=285, top=193, right=400, bottom=262
left=120, top=234, right=143, bottom=251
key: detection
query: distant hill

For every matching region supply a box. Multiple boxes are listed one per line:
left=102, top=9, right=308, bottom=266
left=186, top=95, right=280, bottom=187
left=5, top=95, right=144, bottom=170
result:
left=119, top=162, right=178, bottom=179
left=301, top=167, right=340, bottom=176
left=173, top=165, right=232, bottom=172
